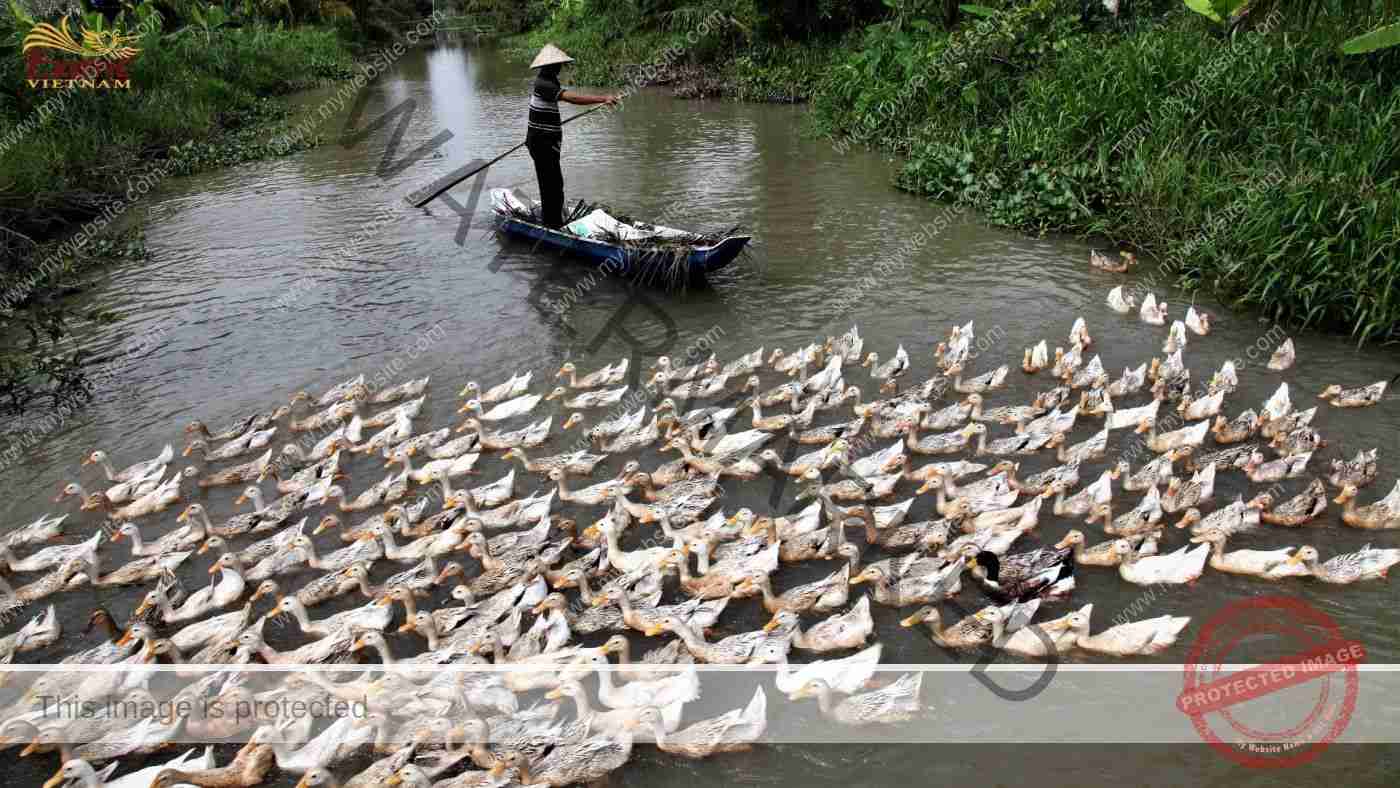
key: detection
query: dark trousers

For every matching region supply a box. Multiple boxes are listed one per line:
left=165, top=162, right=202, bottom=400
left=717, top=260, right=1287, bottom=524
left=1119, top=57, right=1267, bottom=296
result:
left=527, top=136, right=564, bottom=229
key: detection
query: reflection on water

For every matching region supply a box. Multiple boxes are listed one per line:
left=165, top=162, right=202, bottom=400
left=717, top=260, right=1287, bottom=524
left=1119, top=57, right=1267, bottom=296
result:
left=2, top=43, right=1399, bottom=786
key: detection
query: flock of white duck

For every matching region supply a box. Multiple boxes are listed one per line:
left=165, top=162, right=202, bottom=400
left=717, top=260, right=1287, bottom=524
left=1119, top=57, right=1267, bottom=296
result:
left=1, top=257, right=1398, bottom=787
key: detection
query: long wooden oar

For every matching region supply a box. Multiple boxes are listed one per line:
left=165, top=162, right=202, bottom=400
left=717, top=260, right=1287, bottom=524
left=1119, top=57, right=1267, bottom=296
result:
left=405, top=104, right=609, bottom=208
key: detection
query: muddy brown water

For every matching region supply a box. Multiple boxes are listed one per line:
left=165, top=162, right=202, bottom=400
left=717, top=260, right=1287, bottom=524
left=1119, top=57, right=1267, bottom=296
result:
left=3, top=43, right=1399, bottom=785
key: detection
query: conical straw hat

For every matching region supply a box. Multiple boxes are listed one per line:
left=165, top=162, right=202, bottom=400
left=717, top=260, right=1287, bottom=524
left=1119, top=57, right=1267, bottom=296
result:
left=530, top=44, right=574, bottom=69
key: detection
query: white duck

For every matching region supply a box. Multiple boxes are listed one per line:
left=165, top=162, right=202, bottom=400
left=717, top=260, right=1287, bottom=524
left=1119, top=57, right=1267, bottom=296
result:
left=82, top=445, right=173, bottom=483
left=1107, top=362, right=1147, bottom=397
left=1207, top=360, right=1238, bottom=395
left=1114, top=540, right=1209, bottom=585
left=1262, top=382, right=1292, bottom=422
left=547, top=384, right=630, bottom=410
left=1062, top=604, right=1191, bottom=656
left=1068, top=317, right=1092, bottom=347
left=133, top=554, right=246, bottom=623
left=264, top=714, right=374, bottom=773
left=460, top=392, right=543, bottom=422
left=361, top=396, right=425, bottom=429
left=1139, top=293, right=1168, bottom=325
left=41, top=746, right=213, bottom=788
left=1177, top=389, right=1224, bottom=420
left=460, top=371, right=532, bottom=402
left=1267, top=338, right=1295, bottom=370
left=767, top=641, right=882, bottom=695
left=1163, top=320, right=1188, bottom=353
left=1022, top=340, right=1049, bottom=373
left=591, top=656, right=700, bottom=710
left=0, top=530, right=101, bottom=573
left=1106, top=285, right=1136, bottom=313
left=1135, top=418, right=1210, bottom=453
left=1185, top=306, right=1211, bottom=335
left=864, top=345, right=910, bottom=382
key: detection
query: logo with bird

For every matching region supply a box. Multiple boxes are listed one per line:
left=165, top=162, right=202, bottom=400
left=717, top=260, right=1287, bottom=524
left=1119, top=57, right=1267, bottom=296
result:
left=22, top=17, right=142, bottom=60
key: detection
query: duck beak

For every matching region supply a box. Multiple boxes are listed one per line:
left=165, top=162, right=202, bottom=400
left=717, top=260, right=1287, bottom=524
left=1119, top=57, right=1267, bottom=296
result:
left=375, top=595, right=393, bottom=607
left=396, top=621, right=415, bottom=634
left=1286, top=553, right=1303, bottom=566
left=208, top=562, right=221, bottom=575
left=643, top=625, right=663, bottom=637
left=456, top=403, right=471, bottom=414
left=42, top=770, right=67, bottom=788
left=116, top=629, right=134, bottom=647
left=133, top=600, right=151, bottom=617
left=81, top=455, right=94, bottom=466
left=235, top=493, right=249, bottom=506
left=763, top=619, right=780, bottom=633
left=544, top=687, right=564, bottom=700
left=296, top=776, right=316, bottom=788
left=581, top=526, right=600, bottom=541
left=849, top=574, right=866, bottom=585
left=19, top=741, right=40, bottom=757
left=899, top=613, right=920, bottom=627
left=531, top=602, right=547, bottom=615
left=490, top=762, right=507, bottom=777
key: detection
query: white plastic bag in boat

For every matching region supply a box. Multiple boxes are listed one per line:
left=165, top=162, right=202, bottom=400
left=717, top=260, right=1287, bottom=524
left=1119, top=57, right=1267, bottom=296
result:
left=566, top=209, right=654, bottom=241
left=494, top=188, right=699, bottom=242
left=491, top=188, right=537, bottom=217
left=566, top=210, right=698, bottom=242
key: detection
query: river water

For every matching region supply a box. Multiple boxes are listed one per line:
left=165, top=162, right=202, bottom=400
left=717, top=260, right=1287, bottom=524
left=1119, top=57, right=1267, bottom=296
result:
left=3, top=43, right=1399, bottom=785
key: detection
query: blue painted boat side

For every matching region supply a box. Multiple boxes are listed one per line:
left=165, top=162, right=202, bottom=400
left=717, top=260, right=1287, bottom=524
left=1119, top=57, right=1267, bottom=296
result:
left=496, top=217, right=750, bottom=277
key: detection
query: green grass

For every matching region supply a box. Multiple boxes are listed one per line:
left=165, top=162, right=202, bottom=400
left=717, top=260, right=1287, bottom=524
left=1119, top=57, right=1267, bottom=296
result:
left=0, top=11, right=353, bottom=413
left=873, top=4, right=1400, bottom=342
left=0, top=24, right=352, bottom=232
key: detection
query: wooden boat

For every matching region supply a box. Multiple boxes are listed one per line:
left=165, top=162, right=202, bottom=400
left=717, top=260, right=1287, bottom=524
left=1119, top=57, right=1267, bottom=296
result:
left=491, top=188, right=750, bottom=281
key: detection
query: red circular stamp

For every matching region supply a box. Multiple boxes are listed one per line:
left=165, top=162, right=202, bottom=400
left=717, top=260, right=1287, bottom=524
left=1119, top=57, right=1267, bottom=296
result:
left=1177, top=595, right=1364, bottom=768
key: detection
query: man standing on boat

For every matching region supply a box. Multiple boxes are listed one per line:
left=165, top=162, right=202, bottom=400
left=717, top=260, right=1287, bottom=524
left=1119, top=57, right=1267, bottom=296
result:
left=527, top=44, right=619, bottom=229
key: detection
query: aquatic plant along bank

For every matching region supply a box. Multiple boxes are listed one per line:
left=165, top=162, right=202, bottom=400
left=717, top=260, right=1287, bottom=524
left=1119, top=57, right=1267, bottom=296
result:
left=506, top=0, right=1400, bottom=343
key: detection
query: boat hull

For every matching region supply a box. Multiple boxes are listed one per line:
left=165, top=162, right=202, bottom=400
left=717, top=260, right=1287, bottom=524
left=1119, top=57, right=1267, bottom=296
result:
left=497, top=216, right=750, bottom=281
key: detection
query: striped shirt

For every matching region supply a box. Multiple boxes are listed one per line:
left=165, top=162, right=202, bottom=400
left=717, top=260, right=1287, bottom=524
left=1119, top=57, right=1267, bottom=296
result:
left=527, top=72, right=565, bottom=141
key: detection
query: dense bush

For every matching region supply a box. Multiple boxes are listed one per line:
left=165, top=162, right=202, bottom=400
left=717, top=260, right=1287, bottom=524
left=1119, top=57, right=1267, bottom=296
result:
left=877, top=5, right=1400, bottom=341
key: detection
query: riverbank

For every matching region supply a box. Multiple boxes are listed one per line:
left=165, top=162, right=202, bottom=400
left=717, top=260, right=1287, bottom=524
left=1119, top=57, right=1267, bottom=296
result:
left=507, top=0, right=1400, bottom=344
left=0, top=6, right=356, bottom=413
